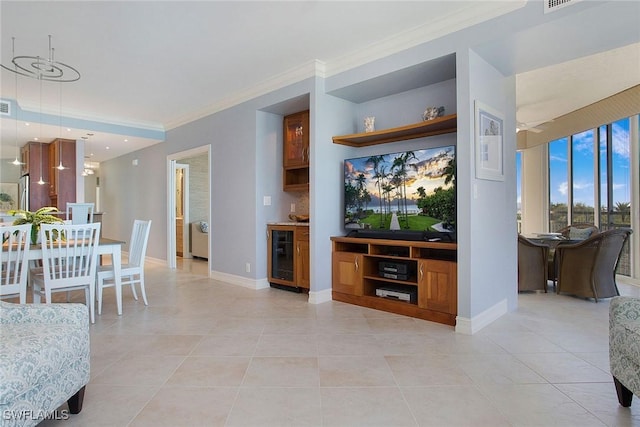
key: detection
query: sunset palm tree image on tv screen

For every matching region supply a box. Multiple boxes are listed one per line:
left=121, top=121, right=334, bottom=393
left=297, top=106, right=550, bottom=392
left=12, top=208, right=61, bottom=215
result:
left=344, top=146, right=456, bottom=233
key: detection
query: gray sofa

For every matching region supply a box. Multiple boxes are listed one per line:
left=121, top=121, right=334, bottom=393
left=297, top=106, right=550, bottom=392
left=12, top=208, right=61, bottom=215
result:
left=0, top=301, right=90, bottom=426
left=609, top=296, right=640, bottom=406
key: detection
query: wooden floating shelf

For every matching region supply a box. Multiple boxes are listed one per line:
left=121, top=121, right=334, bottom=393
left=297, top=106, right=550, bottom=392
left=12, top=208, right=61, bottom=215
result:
left=332, top=113, right=457, bottom=147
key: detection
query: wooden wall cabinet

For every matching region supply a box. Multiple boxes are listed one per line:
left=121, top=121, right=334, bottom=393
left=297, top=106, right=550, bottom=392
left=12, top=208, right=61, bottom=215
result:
left=20, top=142, right=50, bottom=211
left=48, top=138, right=76, bottom=212
left=267, top=224, right=310, bottom=290
left=331, top=236, right=457, bottom=326
left=283, top=110, right=310, bottom=191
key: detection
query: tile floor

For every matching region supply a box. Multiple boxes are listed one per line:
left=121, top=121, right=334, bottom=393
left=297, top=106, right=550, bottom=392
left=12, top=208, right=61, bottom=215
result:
left=31, top=259, right=640, bottom=426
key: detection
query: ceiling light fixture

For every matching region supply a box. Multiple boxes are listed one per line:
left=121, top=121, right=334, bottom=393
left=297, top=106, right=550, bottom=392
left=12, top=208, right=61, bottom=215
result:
left=1, top=35, right=80, bottom=173
left=1, top=35, right=80, bottom=82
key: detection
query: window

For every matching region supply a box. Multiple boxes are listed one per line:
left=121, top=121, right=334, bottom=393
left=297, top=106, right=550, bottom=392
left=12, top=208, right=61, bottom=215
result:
left=548, top=117, right=634, bottom=276
left=572, top=129, right=595, bottom=223
left=605, top=118, right=632, bottom=276
left=548, top=137, right=568, bottom=231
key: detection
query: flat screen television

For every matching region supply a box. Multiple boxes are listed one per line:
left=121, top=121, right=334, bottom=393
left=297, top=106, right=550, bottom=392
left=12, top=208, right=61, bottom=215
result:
left=344, top=145, right=456, bottom=241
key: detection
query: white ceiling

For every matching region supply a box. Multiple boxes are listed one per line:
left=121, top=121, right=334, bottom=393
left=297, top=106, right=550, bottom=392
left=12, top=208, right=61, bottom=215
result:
left=1, top=1, right=638, bottom=164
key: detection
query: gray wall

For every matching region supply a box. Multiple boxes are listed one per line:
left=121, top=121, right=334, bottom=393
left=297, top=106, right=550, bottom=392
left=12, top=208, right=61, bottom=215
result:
left=95, top=0, right=635, bottom=329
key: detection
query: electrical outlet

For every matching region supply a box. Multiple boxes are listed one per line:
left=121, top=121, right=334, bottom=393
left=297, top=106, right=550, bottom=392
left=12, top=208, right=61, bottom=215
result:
left=245, top=262, right=251, bottom=273
left=263, top=196, right=271, bottom=206
left=290, top=203, right=296, bottom=213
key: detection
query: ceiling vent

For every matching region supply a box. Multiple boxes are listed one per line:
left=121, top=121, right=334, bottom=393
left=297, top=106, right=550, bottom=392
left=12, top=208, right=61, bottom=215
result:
left=0, top=99, right=10, bottom=116
left=544, top=0, right=581, bottom=14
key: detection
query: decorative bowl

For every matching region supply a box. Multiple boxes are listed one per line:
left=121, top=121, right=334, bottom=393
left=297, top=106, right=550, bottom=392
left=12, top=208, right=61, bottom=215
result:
left=422, top=106, right=445, bottom=121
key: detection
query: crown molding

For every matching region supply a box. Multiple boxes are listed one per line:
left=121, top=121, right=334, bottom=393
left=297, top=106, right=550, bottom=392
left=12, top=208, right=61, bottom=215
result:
left=325, top=1, right=526, bottom=77
left=165, top=2, right=524, bottom=130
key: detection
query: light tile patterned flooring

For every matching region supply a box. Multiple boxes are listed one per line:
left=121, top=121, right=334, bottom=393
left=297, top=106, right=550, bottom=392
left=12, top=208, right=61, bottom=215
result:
left=34, top=259, right=639, bottom=426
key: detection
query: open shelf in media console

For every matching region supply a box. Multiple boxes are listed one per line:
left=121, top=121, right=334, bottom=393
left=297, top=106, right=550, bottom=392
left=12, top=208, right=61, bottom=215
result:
left=332, top=114, right=457, bottom=147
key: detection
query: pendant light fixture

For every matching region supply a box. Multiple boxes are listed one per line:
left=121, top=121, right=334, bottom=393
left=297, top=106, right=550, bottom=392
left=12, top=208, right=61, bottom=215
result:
left=37, top=141, right=46, bottom=186
left=9, top=38, right=24, bottom=166
left=1, top=35, right=80, bottom=82
left=1, top=35, right=80, bottom=175
left=55, top=74, right=65, bottom=171
left=37, top=71, right=46, bottom=186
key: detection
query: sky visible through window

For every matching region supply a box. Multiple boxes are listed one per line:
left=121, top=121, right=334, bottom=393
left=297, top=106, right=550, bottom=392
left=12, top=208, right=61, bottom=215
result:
left=548, top=118, right=631, bottom=209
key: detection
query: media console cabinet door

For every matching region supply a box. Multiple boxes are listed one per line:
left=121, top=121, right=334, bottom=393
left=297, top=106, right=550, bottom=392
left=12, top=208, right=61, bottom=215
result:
left=332, top=252, right=363, bottom=296
left=418, top=259, right=457, bottom=314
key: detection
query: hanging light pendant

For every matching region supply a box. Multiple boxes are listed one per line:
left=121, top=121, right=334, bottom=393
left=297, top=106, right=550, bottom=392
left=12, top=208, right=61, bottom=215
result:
left=37, top=73, right=46, bottom=186
left=1, top=35, right=80, bottom=175
left=10, top=38, right=24, bottom=166
left=55, top=62, right=65, bottom=171
left=1, top=35, right=80, bottom=82
left=37, top=141, right=46, bottom=186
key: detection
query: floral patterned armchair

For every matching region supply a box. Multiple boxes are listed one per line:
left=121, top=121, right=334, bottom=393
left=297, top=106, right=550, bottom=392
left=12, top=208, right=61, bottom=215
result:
left=609, top=296, right=640, bottom=407
left=0, top=301, right=90, bottom=426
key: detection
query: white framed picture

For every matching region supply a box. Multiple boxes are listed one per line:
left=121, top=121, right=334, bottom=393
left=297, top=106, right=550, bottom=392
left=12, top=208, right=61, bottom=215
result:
left=474, top=100, right=504, bottom=181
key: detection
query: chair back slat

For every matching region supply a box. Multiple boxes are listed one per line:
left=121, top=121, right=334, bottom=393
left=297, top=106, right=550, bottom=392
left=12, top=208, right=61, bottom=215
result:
left=128, top=220, right=152, bottom=267
left=40, top=223, right=101, bottom=289
left=66, top=203, right=95, bottom=225
left=0, top=224, right=32, bottom=303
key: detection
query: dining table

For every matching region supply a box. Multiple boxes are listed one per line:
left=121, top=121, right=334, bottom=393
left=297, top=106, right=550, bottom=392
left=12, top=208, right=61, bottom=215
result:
left=524, top=233, right=581, bottom=284
left=25, top=237, right=125, bottom=309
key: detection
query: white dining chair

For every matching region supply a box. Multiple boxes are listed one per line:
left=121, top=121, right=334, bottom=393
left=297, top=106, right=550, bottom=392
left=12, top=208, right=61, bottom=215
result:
left=66, top=203, right=95, bottom=225
left=1, top=224, right=32, bottom=304
left=97, top=220, right=152, bottom=316
left=30, top=222, right=101, bottom=323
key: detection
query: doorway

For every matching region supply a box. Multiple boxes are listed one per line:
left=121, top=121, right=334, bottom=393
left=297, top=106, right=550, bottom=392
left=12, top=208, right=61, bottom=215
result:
left=167, top=145, right=211, bottom=276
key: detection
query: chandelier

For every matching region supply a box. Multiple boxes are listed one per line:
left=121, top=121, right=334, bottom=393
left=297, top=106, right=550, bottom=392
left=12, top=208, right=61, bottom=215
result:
left=2, top=35, right=80, bottom=172
left=1, top=35, right=80, bottom=82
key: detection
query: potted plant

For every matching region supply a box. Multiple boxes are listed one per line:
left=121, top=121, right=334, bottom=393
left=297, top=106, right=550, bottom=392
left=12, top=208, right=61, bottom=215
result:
left=7, top=207, right=65, bottom=244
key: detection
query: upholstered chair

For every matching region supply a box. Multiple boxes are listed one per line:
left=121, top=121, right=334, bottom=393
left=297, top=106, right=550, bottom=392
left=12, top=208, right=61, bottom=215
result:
left=0, top=301, right=90, bottom=425
left=609, top=296, right=640, bottom=406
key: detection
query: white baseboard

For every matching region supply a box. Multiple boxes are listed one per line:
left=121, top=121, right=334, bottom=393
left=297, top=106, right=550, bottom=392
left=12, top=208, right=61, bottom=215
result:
left=308, top=288, right=332, bottom=304
left=210, top=271, right=270, bottom=290
left=144, top=256, right=166, bottom=266
left=618, top=275, right=640, bottom=287
left=455, top=298, right=508, bottom=335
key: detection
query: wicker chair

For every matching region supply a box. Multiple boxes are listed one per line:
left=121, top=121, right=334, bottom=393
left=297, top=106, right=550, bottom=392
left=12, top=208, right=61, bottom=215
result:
left=556, top=228, right=632, bottom=302
left=549, top=223, right=600, bottom=284
left=517, top=235, right=549, bottom=292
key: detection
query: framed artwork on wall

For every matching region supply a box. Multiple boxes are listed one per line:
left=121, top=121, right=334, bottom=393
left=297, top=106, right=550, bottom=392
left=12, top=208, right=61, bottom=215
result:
left=0, top=183, right=19, bottom=210
left=474, top=100, right=504, bottom=181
